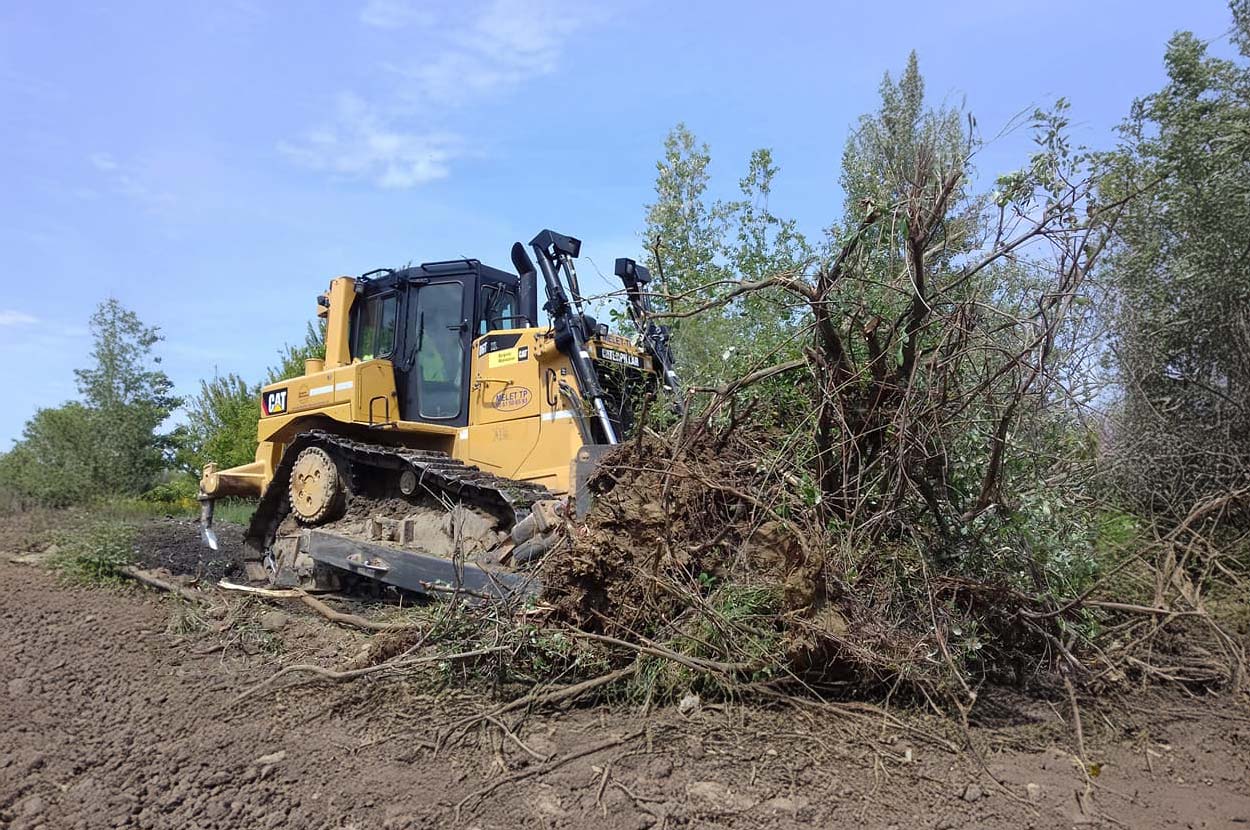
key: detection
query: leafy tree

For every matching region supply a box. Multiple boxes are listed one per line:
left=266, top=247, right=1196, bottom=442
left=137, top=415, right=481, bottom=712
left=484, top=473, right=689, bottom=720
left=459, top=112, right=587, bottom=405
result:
left=643, top=124, right=722, bottom=302
left=76, top=299, right=181, bottom=493
left=0, top=404, right=99, bottom=506
left=0, top=299, right=179, bottom=503
left=1099, top=2, right=1250, bottom=513
left=180, top=373, right=258, bottom=472
left=642, top=125, right=812, bottom=399
left=834, top=51, right=978, bottom=288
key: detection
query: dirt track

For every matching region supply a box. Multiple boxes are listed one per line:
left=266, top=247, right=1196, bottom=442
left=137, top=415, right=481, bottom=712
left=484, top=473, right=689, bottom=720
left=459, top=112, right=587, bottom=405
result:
left=2, top=517, right=1249, bottom=829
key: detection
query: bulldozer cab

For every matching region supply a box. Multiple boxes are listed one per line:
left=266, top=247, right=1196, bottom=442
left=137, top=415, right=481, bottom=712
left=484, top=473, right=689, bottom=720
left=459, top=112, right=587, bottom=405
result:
left=349, top=261, right=523, bottom=428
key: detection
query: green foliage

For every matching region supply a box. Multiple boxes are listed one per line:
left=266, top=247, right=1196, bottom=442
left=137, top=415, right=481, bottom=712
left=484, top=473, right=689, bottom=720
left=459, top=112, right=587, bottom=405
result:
left=1099, top=7, right=1250, bottom=514
left=179, top=373, right=258, bottom=472
left=630, top=583, right=782, bottom=702
left=639, top=53, right=1109, bottom=638
left=212, top=499, right=257, bottom=525
left=0, top=299, right=179, bottom=505
left=141, top=474, right=200, bottom=505
left=836, top=51, right=975, bottom=251
left=76, top=299, right=182, bottom=493
left=49, top=520, right=136, bottom=584
left=642, top=124, right=813, bottom=422
left=0, top=404, right=100, bottom=507
left=180, top=320, right=325, bottom=473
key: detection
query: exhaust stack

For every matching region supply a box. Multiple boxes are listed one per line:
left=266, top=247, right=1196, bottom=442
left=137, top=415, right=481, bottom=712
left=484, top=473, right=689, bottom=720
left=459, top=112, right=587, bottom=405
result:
left=511, top=242, right=539, bottom=327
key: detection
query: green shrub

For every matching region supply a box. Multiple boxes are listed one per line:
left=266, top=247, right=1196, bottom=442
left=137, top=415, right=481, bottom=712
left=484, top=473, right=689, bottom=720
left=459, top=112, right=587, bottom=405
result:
left=49, top=521, right=137, bottom=584
left=141, top=474, right=200, bottom=506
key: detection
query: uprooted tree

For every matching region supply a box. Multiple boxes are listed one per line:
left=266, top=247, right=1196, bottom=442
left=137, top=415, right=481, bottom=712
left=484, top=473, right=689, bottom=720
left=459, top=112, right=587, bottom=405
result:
left=542, top=52, right=1245, bottom=701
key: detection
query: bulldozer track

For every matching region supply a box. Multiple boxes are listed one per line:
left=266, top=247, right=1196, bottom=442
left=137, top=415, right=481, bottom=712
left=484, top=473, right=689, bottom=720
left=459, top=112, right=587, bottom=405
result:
left=245, top=429, right=553, bottom=553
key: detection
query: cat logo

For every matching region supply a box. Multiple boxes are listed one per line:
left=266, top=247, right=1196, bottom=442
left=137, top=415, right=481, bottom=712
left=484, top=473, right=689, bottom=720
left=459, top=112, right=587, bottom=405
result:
left=262, top=388, right=288, bottom=416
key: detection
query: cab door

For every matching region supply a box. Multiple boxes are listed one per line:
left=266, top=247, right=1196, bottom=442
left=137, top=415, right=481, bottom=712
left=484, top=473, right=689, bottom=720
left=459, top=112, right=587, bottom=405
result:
left=396, top=279, right=472, bottom=426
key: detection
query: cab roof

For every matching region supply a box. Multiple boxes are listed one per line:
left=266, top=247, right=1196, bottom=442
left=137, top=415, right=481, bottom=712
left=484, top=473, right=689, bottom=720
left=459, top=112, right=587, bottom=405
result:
left=356, top=259, right=518, bottom=293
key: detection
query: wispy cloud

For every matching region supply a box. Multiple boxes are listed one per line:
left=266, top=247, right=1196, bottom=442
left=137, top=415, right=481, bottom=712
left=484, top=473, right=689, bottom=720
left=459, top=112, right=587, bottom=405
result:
left=0, top=310, right=38, bottom=327
left=87, top=152, right=176, bottom=209
left=283, top=0, right=603, bottom=189
left=387, top=0, right=597, bottom=105
left=279, top=94, right=459, bottom=188
left=359, top=0, right=435, bottom=29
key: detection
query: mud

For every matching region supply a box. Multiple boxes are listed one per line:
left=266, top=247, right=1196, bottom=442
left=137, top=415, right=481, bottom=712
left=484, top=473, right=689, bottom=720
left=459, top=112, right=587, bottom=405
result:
left=2, top=512, right=1249, bottom=829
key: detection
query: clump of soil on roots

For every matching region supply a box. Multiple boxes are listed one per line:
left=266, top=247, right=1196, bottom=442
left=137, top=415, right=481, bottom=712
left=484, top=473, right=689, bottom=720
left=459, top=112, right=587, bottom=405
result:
left=538, top=433, right=841, bottom=670
left=536, top=431, right=1043, bottom=691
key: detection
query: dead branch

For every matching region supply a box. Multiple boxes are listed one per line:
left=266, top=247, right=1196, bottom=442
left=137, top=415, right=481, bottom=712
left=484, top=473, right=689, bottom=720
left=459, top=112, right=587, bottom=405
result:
left=571, top=629, right=764, bottom=675
left=297, top=592, right=415, bottom=633
left=120, top=566, right=214, bottom=606
left=438, top=664, right=640, bottom=751
left=229, top=645, right=507, bottom=708
left=216, top=579, right=415, bottom=632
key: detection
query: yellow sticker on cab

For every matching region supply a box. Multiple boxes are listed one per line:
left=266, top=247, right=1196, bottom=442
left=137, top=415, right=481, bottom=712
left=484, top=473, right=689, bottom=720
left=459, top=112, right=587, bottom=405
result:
left=488, top=348, right=518, bottom=368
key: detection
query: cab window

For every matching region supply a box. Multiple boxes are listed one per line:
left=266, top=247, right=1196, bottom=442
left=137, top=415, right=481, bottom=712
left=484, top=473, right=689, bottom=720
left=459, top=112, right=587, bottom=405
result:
left=352, top=293, right=398, bottom=360
left=417, top=282, right=464, bottom=419
left=479, top=285, right=519, bottom=334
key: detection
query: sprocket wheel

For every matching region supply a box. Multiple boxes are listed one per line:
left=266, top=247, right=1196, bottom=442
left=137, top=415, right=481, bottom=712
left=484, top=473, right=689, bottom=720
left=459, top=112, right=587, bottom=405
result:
left=288, top=446, right=345, bottom=525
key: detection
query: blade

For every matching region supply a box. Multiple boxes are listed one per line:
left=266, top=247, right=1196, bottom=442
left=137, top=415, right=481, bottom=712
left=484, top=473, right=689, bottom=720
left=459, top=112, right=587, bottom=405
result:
left=200, top=524, right=219, bottom=552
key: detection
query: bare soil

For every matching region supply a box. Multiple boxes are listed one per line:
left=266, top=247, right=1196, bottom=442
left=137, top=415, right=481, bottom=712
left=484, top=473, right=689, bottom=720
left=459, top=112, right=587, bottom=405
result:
left=1, top=511, right=1249, bottom=829
left=132, top=519, right=247, bottom=583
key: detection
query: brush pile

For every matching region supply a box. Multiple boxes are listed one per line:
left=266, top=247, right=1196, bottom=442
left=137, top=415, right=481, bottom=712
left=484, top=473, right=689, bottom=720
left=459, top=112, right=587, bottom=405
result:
left=535, top=423, right=1246, bottom=701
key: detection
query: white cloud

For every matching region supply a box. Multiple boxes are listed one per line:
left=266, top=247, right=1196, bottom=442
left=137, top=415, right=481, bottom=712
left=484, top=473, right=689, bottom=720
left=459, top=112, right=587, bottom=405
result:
left=279, top=94, right=459, bottom=189
left=391, top=0, right=595, bottom=105
left=0, top=310, right=38, bottom=326
left=359, top=0, right=435, bottom=29
left=283, top=0, right=602, bottom=189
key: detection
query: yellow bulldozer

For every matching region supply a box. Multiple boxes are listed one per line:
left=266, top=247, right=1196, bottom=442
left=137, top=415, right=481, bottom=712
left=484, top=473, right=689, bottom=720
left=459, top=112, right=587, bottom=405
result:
left=197, top=230, right=680, bottom=597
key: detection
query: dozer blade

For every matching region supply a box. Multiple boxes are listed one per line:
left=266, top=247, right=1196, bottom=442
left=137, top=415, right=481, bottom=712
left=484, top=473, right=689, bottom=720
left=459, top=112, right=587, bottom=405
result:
left=300, top=530, right=540, bottom=602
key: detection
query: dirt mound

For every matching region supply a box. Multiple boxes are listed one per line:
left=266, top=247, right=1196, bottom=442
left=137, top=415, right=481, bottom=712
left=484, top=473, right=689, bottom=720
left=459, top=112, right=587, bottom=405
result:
left=133, top=518, right=247, bottom=583
left=538, top=432, right=841, bottom=683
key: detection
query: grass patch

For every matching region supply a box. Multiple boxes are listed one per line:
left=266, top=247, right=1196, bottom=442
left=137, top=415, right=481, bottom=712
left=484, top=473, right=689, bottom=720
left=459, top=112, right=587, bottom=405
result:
left=213, top=499, right=256, bottom=526
left=99, top=496, right=255, bottom=526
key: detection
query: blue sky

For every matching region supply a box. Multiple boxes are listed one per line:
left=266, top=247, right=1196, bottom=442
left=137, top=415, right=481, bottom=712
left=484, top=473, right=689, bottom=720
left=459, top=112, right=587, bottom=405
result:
left=0, top=0, right=1237, bottom=448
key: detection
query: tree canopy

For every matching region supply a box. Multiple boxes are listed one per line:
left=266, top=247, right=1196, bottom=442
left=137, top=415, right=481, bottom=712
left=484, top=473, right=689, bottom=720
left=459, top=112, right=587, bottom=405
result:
left=1099, top=7, right=1250, bottom=513
left=0, top=299, right=179, bottom=504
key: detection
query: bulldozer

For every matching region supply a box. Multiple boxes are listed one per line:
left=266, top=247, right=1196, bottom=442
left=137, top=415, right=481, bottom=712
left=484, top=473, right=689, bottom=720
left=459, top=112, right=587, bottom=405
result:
left=197, top=230, right=679, bottom=599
